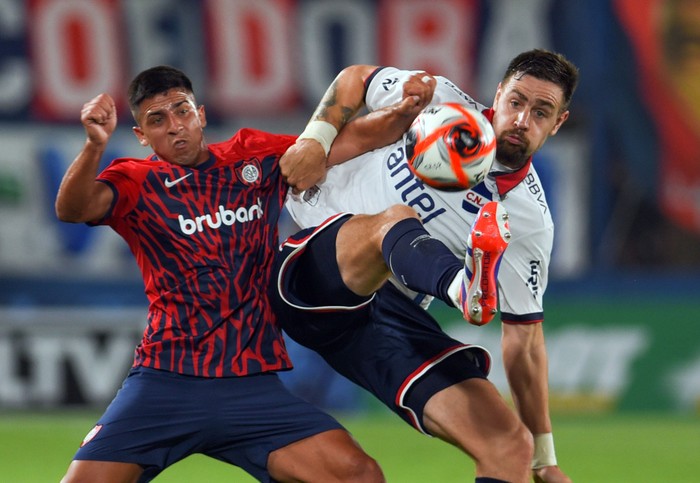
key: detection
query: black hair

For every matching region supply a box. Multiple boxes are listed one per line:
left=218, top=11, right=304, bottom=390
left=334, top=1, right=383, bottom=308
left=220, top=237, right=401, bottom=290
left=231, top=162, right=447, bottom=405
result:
left=502, top=49, right=579, bottom=110
left=127, top=65, right=194, bottom=119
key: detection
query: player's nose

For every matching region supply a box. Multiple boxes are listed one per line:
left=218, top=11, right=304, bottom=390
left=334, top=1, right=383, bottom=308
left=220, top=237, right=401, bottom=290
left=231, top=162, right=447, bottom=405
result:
left=514, top=111, right=529, bottom=129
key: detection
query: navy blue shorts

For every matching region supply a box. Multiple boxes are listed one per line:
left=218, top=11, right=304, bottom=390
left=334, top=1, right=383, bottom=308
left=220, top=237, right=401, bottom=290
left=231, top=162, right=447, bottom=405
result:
left=271, top=214, right=490, bottom=434
left=73, top=367, right=343, bottom=482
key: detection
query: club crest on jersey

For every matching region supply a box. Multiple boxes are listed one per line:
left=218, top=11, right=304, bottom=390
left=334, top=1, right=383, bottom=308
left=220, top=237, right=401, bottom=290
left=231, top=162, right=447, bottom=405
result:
left=236, top=158, right=262, bottom=186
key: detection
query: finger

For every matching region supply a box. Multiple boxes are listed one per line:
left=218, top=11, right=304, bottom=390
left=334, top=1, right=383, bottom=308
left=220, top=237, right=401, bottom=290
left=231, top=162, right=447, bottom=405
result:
left=396, top=96, right=422, bottom=114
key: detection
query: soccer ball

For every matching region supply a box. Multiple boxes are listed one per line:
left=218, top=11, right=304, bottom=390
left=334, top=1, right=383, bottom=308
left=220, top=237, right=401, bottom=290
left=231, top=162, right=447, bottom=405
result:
left=405, top=103, right=496, bottom=190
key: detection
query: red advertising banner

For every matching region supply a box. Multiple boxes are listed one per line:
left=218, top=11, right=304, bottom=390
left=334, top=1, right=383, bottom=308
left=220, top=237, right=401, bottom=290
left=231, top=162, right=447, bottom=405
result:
left=615, top=0, right=700, bottom=234
left=20, top=0, right=480, bottom=120
left=28, top=0, right=126, bottom=119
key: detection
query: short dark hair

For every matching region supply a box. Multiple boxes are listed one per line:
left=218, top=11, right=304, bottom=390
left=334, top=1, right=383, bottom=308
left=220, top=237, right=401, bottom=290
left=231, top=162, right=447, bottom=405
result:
left=127, top=65, right=194, bottom=118
left=502, top=49, right=579, bottom=111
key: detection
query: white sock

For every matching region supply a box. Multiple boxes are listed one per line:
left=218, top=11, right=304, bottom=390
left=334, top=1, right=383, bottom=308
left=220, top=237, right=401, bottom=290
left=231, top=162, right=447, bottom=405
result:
left=447, top=270, right=463, bottom=308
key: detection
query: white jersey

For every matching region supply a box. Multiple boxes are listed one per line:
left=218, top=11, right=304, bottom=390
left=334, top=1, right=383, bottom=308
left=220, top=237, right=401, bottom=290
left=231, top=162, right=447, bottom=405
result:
left=286, top=67, right=553, bottom=322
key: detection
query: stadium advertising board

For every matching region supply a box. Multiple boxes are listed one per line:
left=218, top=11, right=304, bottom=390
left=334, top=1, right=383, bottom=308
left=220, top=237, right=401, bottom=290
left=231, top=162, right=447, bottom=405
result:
left=1, top=302, right=700, bottom=413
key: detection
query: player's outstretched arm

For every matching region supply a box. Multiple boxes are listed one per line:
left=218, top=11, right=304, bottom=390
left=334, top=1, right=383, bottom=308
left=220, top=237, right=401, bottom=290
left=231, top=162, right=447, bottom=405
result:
left=281, top=64, right=379, bottom=191
left=327, top=95, right=424, bottom=166
left=55, top=93, right=116, bottom=223
left=327, top=70, right=436, bottom=166
left=502, top=323, right=572, bottom=483
left=281, top=65, right=437, bottom=190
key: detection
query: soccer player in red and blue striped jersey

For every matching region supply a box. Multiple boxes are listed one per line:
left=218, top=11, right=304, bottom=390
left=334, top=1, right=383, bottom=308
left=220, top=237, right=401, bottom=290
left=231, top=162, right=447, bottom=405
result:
left=55, top=66, right=384, bottom=483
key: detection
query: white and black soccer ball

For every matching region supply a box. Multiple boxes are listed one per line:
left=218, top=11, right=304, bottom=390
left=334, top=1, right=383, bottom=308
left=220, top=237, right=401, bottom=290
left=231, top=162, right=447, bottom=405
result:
left=405, top=103, right=496, bottom=190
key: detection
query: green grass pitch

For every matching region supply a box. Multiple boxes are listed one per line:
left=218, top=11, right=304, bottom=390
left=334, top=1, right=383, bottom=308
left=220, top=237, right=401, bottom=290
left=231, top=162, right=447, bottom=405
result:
left=2, top=411, right=699, bottom=482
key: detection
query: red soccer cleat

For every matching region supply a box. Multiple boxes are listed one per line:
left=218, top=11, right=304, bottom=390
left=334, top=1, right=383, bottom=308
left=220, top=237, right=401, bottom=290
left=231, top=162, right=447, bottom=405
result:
left=459, top=201, right=511, bottom=326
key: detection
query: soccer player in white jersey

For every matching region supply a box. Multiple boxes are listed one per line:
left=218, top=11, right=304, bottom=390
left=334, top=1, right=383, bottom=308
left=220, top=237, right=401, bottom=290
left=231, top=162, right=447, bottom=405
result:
left=275, top=49, right=577, bottom=482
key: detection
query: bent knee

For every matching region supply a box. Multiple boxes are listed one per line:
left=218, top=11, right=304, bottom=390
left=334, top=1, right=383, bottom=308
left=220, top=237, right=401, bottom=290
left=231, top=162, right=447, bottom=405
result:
left=374, top=204, right=421, bottom=238
left=381, top=204, right=420, bottom=224
left=491, top=422, right=533, bottom=468
left=513, top=423, right=535, bottom=463
left=342, top=453, right=385, bottom=483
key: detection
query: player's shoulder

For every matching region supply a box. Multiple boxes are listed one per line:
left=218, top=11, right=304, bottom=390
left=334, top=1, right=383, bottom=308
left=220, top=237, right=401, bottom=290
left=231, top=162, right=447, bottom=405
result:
left=432, top=77, right=482, bottom=109
left=212, top=128, right=296, bottom=158
left=365, top=66, right=482, bottom=112
left=365, top=66, right=416, bottom=88
left=365, top=66, right=427, bottom=110
left=102, top=155, right=153, bottom=174
left=504, top=164, right=552, bottom=225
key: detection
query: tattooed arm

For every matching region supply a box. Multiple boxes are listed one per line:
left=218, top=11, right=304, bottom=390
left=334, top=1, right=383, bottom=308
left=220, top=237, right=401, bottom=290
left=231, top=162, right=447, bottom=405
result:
left=281, top=65, right=433, bottom=190
left=280, top=65, right=374, bottom=191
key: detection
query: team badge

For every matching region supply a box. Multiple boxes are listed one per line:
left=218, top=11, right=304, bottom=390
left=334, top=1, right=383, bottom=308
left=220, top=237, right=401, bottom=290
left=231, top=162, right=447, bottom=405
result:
left=236, top=158, right=262, bottom=186
left=302, top=185, right=321, bottom=206
left=80, top=424, right=103, bottom=447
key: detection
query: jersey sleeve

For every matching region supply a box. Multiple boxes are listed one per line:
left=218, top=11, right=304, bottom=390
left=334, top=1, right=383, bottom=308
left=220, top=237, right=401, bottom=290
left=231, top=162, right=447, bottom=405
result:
left=497, top=225, right=552, bottom=324
left=365, top=67, right=412, bottom=111
left=92, top=158, right=147, bottom=225
left=365, top=67, right=485, bottom=112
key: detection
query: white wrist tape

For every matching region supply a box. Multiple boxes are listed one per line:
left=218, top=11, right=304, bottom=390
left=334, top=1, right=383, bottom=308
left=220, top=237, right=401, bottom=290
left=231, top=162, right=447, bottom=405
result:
left=297, top=120, right=338, bottom=156
left=532, top=433, right=557, bottom=469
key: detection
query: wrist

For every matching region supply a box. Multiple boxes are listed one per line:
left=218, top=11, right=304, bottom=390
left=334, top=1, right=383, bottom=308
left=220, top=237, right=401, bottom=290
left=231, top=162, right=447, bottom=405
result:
left=532, top=433, right=557, bottom=469
left=297, top=120, right=338, bottom=155
left=85, top=137, right=110, bottom=153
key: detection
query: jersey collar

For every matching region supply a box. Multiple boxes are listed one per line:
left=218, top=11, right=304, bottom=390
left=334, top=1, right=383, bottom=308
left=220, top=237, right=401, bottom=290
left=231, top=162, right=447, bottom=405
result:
left=148, top=150, right=216, bottom=170
left=482, top=108, right=533, bottom=197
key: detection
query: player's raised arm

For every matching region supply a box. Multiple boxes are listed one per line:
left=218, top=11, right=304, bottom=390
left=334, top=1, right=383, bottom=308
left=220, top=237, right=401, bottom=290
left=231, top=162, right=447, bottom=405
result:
left=282, top=66, right=437, bottom=189
left=327, top=71, right=436, bottom=166
left=280, top=64, right=378, bottom=191
left=326, top=95, right=423, bottom=166
left=55, top=93, right=116, bottom=223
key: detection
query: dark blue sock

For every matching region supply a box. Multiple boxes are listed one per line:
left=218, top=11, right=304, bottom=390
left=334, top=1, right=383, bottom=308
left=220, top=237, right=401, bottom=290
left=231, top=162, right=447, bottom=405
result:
left=381, top=218, right=461, bottom=305
left=475, top=478, right=509, bottom=483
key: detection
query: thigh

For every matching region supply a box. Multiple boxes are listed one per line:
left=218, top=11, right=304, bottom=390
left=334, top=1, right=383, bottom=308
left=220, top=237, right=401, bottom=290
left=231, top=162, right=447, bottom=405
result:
left=206, top=372, right=348, bottom=481
left=310, top=284, right=489, bottom=431
left=71, top=367, right=209, bottom=480
left=334, top=213, right=393, bottom=295
left=267, top=429, right=382, bottom=483
left=422, top=378, right=524, bottom=457
left=275, top=213, right=370, bottom=308
left=73, top=368, right=347, bottom=482
left=61, top=460, right=143, bottom=483
left=272, top=213, right=375, bottom=349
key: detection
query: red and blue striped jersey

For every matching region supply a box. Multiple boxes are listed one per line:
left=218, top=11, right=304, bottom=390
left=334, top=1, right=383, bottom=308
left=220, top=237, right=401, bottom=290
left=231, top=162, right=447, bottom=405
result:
left=94, top=128, right=295, bottom=377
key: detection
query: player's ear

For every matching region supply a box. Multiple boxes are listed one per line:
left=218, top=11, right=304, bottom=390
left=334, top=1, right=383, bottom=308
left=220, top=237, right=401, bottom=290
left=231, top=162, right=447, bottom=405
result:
left=198, top=105, right=207, bottom=128
left=492, top=82, right=505, bottom=109
left=550, top=110, right=569, bottom=136
left=133, top=126, right=148, bottom=146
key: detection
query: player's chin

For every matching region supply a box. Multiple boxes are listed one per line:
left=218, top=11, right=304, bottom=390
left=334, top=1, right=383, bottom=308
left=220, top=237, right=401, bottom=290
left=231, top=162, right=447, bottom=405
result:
left=495, top=140, right=528, bottom=166
left=170, top=150, right=200, bottom=167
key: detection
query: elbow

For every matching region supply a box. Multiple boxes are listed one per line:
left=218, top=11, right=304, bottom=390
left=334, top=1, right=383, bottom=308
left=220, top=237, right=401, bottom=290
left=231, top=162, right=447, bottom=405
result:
left=55, top=202, right=83, bottom=223
left=55, top=210, right=75, bottom=224
left=339, top=64, right=380, bottom=84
